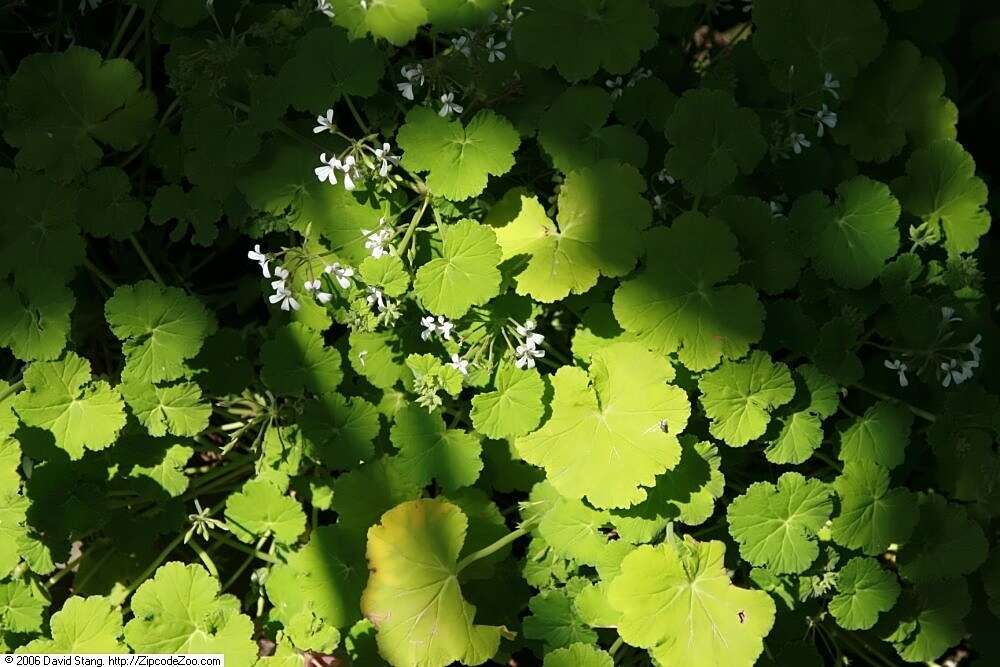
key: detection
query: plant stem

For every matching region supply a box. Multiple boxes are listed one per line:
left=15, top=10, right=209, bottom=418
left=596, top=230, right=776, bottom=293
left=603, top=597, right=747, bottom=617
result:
left=106, top=4, right=138, bottom=58
left=396, top=195, right=431, bottom=256
left=189, top=539, right=220, bottom=579
left=0, top=380, right=24, bottom=403
left=609, top=637, right=624, bottom=657
left=343, top=95, right=372, bottom=135
left=129, top=234, right=165, bottom=285
left=45, top=554, right=84, bottom=588
left=455, top=516, right=539, bottom=574
left=812, top=449, right=842, bottom=473
left=208, top=530, right=280, bottom=564
left=84, top=258, right=118, bottom=289
left=221, top=537, right=268, bottom=592
left=851, top=384, right=937, bottom=422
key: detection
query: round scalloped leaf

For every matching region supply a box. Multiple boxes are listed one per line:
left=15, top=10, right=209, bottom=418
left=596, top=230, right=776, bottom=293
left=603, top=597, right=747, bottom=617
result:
left=523, top=581, right=598, bottom=650
left=105, top=281, right=216, bottom=384
left=278, top=27, right=386, bottom=113
left=390, top=405, right=482, bottom=491
left=331, top=458, right=422, bottom=536
left=0, top=276, right=73, bottom=362
left=765, top=411, right=823, bottom=464
left=886, top=579, right=971, bottom=663
left=348, top=330, right=407, bottom=390
left=224, top=478, right=306, bottom=545
left=423, top=0, right=502, bottom=31
left=12, top=353, right=126, bottom=460
left=838, top=401, right=913, bottom=469
left=0, top=175, right=83, bottom=284
left=496, top=162, right=651, bottom=303
left=301, top=393, right=380, bottom=471
left=894, top=139, right=991, bottom=256
left=727, top=472, right=833, bottom=574
left=513, top=0, right=657, bottom=81
left=835, top=41, right=957, bottom=163
left=470, top=363, right=545, bottom=439
left=397, top=108, right=519, bottom=201
left=896, top=494, right=988, bottom=583
left=538, top=86, right=648, bottom=173
left=711, top=196, right=803, bottom=295
left=299, top=183, right=384, bottom=265
left=149, top=184, right=222, bottom=246
left=543, top=643, right=613, bottom=667
left=415, top=219, right=502, bottom=318
left=123, top=562, right=257, bottom=662
left=614, top=213, right=764, bottom=371
left=79, top=167, right=146, bottom=239
left=121, top=380, right=211, bottom=437
left=4, top=46, right=156, bottom=178
left=829, top=557, right=900, bottom=631
left=330, top=0, right=428, bottom=46
left=0, top=580, right=46, bottom=633
left=698, top=351, right=796, bottom=447
left=831, top=460, right=918, bottom=555
left=260, top=322, right=343, bottom=397
left=608, top=538, right=775, bottom=667
left=515, top=342, right=689, bottom=509
left=361, top=499, right=502, bottom=667
left=665, top=89, right=767, bottom=196
left=359, top=255, right=409, bottom=297
left=753, top=0, right=886, bottom=91
left=21, top=595, right=125, bottom=653
left=791, top=176, right=901, bottom=290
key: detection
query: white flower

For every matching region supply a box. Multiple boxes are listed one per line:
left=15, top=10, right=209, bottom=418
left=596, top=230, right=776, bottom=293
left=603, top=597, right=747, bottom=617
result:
left=940, top=358, right=970, bottom=387
left=769, top=201, right=784, bottom=216
left=516, top=320, right=545, bottom=349
left=439, top=92, right=463, bottom=117
left=366, top=287, right=387, bottom=312
left=421, top=315, right=437, bottom=341
left=313, top=108, right=335, bottom=134
left=606, top=76, right=624, bottom=99
left=397, top=80, right=416, bottom=100
left=324, top=262, right=354, bottom=289
left=815, top=104, right=837, bottom=137
left=397, top=64, right=424, bottom=100
left=316, top=0, right=335, bottom=18
left=273, top=266, right=290, bottom=281
left=303, top=279, right=332, bottom=304
left=515, top=343, right=545, bottom=369
left=629, top=68, right=653, bottom=87
left=359, top=0, right=367, bottom=9
left=361, top=222, right=393, bottom=258
left=790, top=132, right=811, bottom=155
left=884, top=359, right=909, bottom=388
left=436, top=316, right=454, bottom=340
left=452, top=35, right=472, bottom=57
left=314, top=152, right=340, bottom=185
left=420, top=315, right=454, bottom=341
left=247, top=244, right=270, bottom=278
left=823, top=72, right=841, bottom=99
left=268, top=271, right=299, bottom=312
left=656, top=169, right=675, bottom=185
left=486, top=36, right=507, bottom=63
left=373, top=142, right=399, bottom=178
left=449, top=353, right=470, bottom=376
left=968, top=334, right=982, bottom=364
left=340, top=155, right=359, bottom=191
left=941, top=306, right=962, bottom=324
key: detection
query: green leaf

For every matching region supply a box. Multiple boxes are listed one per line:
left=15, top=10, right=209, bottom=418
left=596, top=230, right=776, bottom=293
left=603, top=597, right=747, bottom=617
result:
left=423, top=0, right=502, bottom=30
left=390, top=405, right=483, bottom=491
left=0, top=175, right=83, bottom=284
left=397, top=107, right=519, bottom=201
left=331, top=0, right=428, bottom=46
left=608, top=537, right=775, bottom=667
left=497, top=163, right=652, bottom=303
left=414, top=219, right=502, bottom=318
left=470, top=363, right=546, bottom=440
left=0, top=488, right=28, bottom=578
left=21, top=596, right=125, bottom=653
left=4, top=46, right=155, bottom=178
left=0, top=276, right=73, bottom=362
left=538, top=86, right=648, bottom=172
left=614, top=212, right=764, bottom=371
left=360, top=499, right=501, bottom=667
left=224, top=479, right=306, bottom=545
left=727, top=472, right=833, bottom=574
left=121, top=380, right=210, bottom=437
left=839, top=401, right=913, bottom=469
left=523, top=581, right=598, bottom=650
left=260, top=323, right=343, bottom=396
left=836, top=41, right=956, bottom=163
left=123, top=562, right=258, bottom=662
left=829, top=557, right=900, bottom=631
left=0, top=580, right=46, bottom=633
left=885, top=579, right=971, bottom=663
left=79, top=167, right=146, bottom=239
left=348, top=330, right=407, bottom=390
left=513, top=0, right=657, bottom=81
left=765, top=411, right=824, bottom=464
left=301, top=393, right=380, bottom=470
left=149, top=184, right=223, bottom=246
left=360, top=255, right=409, bottom=297
left=105, top=281, right=216, bottom=384
left=516, top=342, right=690, bottom=509
left=13, top=353, right=126, bottom=459
left=665, top=90, right=767, bottom=196
left=711, top=196, right=803, bottom=294
left=896, top=494, right=988, bottom=583
left=831, top=460, right=918, bottom=555
left=300, top=183, right=384, bottom=265
left=792, top=176, right=901, bottom=289
left=543, top=643, right=613, bottom=667
left=279, top=27, right=386, bottom=113
left=698, top=351, right=796, bottom=447
left=894, top=138, right=991, bottom=256
left=330, top=458, right=422, bottom=536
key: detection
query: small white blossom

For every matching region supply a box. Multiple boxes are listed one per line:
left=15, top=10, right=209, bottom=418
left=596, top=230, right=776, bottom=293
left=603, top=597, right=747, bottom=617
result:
left=449, top=353, right=470, bottom=376
left=373, top=142, right=399, bottom=178
left=420, top=315, right=454, bottom=341
left=941, top=306, right=962, bottom=324
left=397, top=64, right=424, bottom=100
left=940, top=358, right=970, bottom=387
left=316, top=0, right=335, bottom=18
left=366, top=287, right=387, bottom=312
left=606, top=76, right=624, bottom=99
left=486, top=36, right=507, bottom=63
left=340, top=155, right=359, bottom=191
left=269, top=269, right=299, bottom=312
left=516, top=320, right=545, bottom=349
left=815, top=104, right=837, bottom=137
left=452, top=35, right=472, bottom=57
left=324, top=262, right=354, bottom=289
left=968, top=334, right=982, bottom=364
left=515, top=343, right=545, bottom=369
left=247, top=244, right=270, bottom=278
left=303, top=279, right=332, bottom=304
left=884, top=359, right=909, bottom=387
left=313, top=108, right=335, bottom=134
left=790, top=132, right=811, bottom=155
left=314, top=152, right=340, bottom=185
left=769, top=201, right=784, bottom=216
left=439, top=92, right=463, bottom=117
left=421, top=315, right=438, bottom=341
left=656, top=169, right=675, bottom=185
left=823, top=72, right=840, bottom=99
left=359, top=0, right=367, bottom=9
left=361, top=221, right=393, bottom=258
left=629, top=68, right=653, bottom=87
left=436, top=316, right=454, bottom=340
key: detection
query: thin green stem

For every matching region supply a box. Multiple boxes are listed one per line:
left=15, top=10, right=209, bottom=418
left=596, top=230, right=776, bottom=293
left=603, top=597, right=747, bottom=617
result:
left=45, top=554, right=84, bottom=588
left=609, top=637, right=624, bottom=658
left=221, top=537, right=268, bottom=592
left=0, top=380, right=24, bottom=403
left=851, top=384, right=937, bottom=422
left=106, top=4, right=138, bottom=58
left=84, top=258, right=118, bottom=289
left=208, top=530, right=280, bottom=564
left=129, top=234, right=165, bottom=285
left=812, top=449, right=842, bottom=473
left=396, top=195, right=431, bottom=256
left=189, top=539, right=220, bottom=579
left=343, top=95, right=372, bottom=135
left=456, top=516, right=539, bottom=574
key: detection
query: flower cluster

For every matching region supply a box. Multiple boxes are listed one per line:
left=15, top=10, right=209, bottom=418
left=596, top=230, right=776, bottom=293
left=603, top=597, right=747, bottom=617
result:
left=311, top=108, right=399, bottom=191
left=514, top=319, right=546, bottom=369
left=882, top=307, right=983, bottom=388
